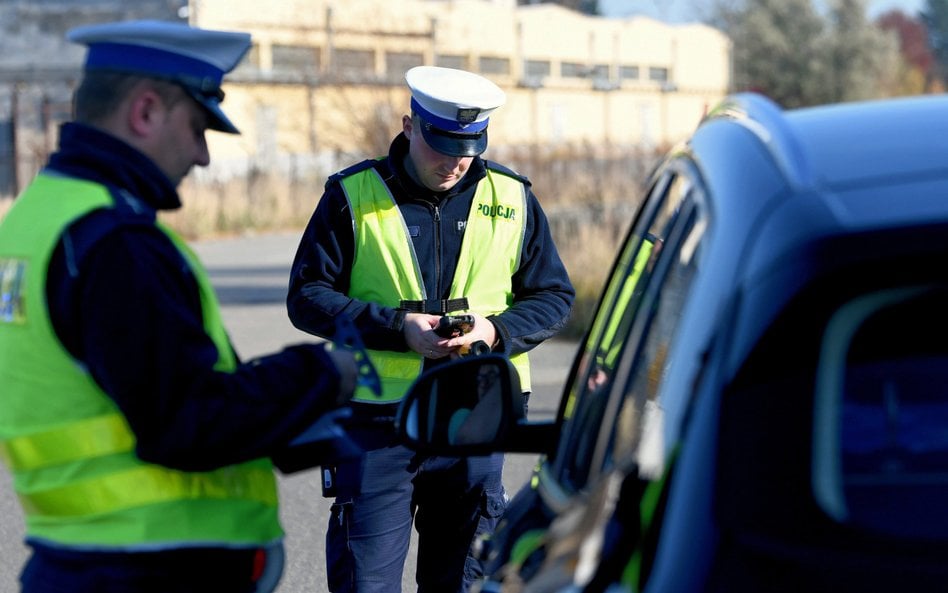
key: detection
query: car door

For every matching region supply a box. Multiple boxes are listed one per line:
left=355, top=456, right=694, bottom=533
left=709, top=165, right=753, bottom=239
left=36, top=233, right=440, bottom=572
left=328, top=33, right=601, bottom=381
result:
left=553, top=168, right=699, bottom=488
left=500, top=161, right=711, bottom=591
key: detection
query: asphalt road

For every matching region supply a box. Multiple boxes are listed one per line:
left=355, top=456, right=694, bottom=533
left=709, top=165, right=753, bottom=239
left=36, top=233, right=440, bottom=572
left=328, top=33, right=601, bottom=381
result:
left=0, top=231, right=578, bottom=593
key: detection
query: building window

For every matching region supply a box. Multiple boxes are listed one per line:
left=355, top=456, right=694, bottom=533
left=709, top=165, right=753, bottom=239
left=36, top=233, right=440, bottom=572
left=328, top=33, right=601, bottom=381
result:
left=620, top=65, right=640, bottom=80
left=272, top=44, right=319, bottom=73
left=561, top=62, right=587, bottom=78
left=387, top=51, right=424, bottom=76
left=333, top=48, right=375, bottom=74
left=436, top=54, right=468, bottom=70
left=649, top=66, right=669, bottom=82
left=590, top=64, right=609, bottom=80
left=479, top=56, right=510, bottom=75
left=525, top=60, right=551, bottom=77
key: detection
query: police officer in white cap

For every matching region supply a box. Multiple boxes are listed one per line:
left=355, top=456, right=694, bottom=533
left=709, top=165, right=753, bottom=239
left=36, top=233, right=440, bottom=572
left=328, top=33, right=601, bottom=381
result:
left=288, top=66, right=574, bottom=592
left=0, top=19, right=364, bottom=593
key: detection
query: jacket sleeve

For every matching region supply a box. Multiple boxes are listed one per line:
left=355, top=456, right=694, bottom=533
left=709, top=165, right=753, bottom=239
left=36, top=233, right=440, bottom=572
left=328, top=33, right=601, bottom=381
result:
left=286, top=181, right=410, bottom=351
left=48, top=213, right=352, bottom=472
left=489, top=185, right=575, bottom=356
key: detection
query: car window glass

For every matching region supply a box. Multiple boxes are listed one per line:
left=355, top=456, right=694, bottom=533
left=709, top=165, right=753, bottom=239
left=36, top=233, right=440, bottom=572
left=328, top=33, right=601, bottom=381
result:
left=812, top=285, right=948, bottom=540
left=608, top=188, right=705, bottom=480
left=557, top=173, right=692, bottom=492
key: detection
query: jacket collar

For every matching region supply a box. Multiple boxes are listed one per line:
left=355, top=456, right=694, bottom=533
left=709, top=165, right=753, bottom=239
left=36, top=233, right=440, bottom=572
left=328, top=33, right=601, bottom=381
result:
left=46, top=122, right=182, bottom=211
left=386, top=132, right=486, bottom=203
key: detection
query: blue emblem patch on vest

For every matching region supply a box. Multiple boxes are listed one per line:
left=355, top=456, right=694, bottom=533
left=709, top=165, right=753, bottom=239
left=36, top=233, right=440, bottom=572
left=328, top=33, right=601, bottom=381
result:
left=0, top=258, right=27, bottom=324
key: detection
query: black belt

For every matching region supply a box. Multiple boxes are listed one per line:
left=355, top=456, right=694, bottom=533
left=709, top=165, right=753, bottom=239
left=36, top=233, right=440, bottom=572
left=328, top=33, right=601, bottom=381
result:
left=399, top=297, right=469, bottom=314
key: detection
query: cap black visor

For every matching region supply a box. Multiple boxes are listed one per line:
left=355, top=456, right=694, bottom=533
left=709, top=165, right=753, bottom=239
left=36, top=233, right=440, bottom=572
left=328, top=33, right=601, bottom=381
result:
left=183, top=87, right=240, bottom=134
left=420, top=122, right=487, bottom=157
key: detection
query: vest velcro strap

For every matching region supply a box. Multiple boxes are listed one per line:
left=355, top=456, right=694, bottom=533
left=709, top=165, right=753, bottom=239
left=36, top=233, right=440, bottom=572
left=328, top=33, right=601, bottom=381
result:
left=398, top=298, right=469, bottom=314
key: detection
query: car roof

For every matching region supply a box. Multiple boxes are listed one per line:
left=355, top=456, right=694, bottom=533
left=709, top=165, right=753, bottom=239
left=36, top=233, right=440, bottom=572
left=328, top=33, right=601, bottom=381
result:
left=676, top=92, right=948, bottom=379
left=696, top=93, right=948, bottom=231
left=789, top=95, right=948, bottom=188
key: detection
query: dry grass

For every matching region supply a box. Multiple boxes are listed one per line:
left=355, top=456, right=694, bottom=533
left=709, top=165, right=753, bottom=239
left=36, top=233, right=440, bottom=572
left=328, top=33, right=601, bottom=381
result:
left=1, top=144, right=662, bottom=338
left=162, top=166, right=324, bottom=239
left=163, top=144, right=662, bottom=338
left=505, top=144, right=661, bottom=337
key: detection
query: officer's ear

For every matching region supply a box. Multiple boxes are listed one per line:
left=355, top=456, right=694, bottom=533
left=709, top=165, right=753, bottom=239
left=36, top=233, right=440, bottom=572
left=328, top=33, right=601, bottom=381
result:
left=402, top=113, right=414, bottom=139
left=126, top=83, right=168, bottom=139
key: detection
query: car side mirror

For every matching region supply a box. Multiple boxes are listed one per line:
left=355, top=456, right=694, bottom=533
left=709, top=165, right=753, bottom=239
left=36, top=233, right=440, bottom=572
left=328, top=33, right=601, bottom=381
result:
left=395, top=354, right=524, bottom=455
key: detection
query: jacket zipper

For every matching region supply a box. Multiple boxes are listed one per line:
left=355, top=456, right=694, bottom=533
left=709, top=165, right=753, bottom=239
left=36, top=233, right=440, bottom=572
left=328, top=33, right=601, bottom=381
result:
left=433, top=204, right=443, bottom=308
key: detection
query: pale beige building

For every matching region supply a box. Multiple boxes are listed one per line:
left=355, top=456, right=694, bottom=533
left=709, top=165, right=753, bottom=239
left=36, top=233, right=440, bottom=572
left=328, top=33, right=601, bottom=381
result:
left=189, top=0, right=731, bottom=177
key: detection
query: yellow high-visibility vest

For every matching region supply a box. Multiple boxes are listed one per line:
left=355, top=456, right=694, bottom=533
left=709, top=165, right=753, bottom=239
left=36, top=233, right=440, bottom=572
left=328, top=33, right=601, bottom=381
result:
left=342, top=166, right=531, bottom=402
left=0, top=173, right=281, bottom=548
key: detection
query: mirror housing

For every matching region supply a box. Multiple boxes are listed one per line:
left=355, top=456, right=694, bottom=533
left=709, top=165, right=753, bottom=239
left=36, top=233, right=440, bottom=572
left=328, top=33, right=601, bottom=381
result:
left=395, top=354, right=545, bottom=455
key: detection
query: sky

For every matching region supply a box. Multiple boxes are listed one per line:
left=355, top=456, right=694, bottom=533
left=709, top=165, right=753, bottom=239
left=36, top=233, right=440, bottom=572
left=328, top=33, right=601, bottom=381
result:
left=598, top=0, right=927, bottom=22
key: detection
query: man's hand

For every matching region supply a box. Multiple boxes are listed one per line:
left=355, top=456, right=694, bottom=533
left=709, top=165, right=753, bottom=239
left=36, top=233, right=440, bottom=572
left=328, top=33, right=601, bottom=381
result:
left=445, top=312, right=497, bottom=359
left=403, top=312, right=444, bottom=358
left=403, top=312, right=497, bottom=359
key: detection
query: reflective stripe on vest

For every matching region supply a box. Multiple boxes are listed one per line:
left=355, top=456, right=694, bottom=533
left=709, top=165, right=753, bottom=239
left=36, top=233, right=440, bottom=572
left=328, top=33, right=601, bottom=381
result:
left=0, top=173, right=281, bottom=548
left=342, top=167, right=531, bottom=402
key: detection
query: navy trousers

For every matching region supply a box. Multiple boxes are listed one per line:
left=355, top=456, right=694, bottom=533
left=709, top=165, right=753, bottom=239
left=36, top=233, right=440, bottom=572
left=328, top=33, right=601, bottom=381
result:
left=326, top=439, right=506, bottom=593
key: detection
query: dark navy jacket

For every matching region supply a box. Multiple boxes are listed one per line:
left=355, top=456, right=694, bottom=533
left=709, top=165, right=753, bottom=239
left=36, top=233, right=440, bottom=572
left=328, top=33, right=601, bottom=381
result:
left=45, top=123, right=347, bottom=471
left=287, top=133, right=575, bottom=371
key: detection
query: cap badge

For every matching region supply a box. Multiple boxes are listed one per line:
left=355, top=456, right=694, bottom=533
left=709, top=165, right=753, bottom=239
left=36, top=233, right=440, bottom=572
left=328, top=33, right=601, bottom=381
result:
left=456, top=107, right=481, bottom=124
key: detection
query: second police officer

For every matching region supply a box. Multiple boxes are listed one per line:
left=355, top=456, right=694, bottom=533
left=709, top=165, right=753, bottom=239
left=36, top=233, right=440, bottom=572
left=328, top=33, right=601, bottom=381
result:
left=287, top=66, right=575, bottom=592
